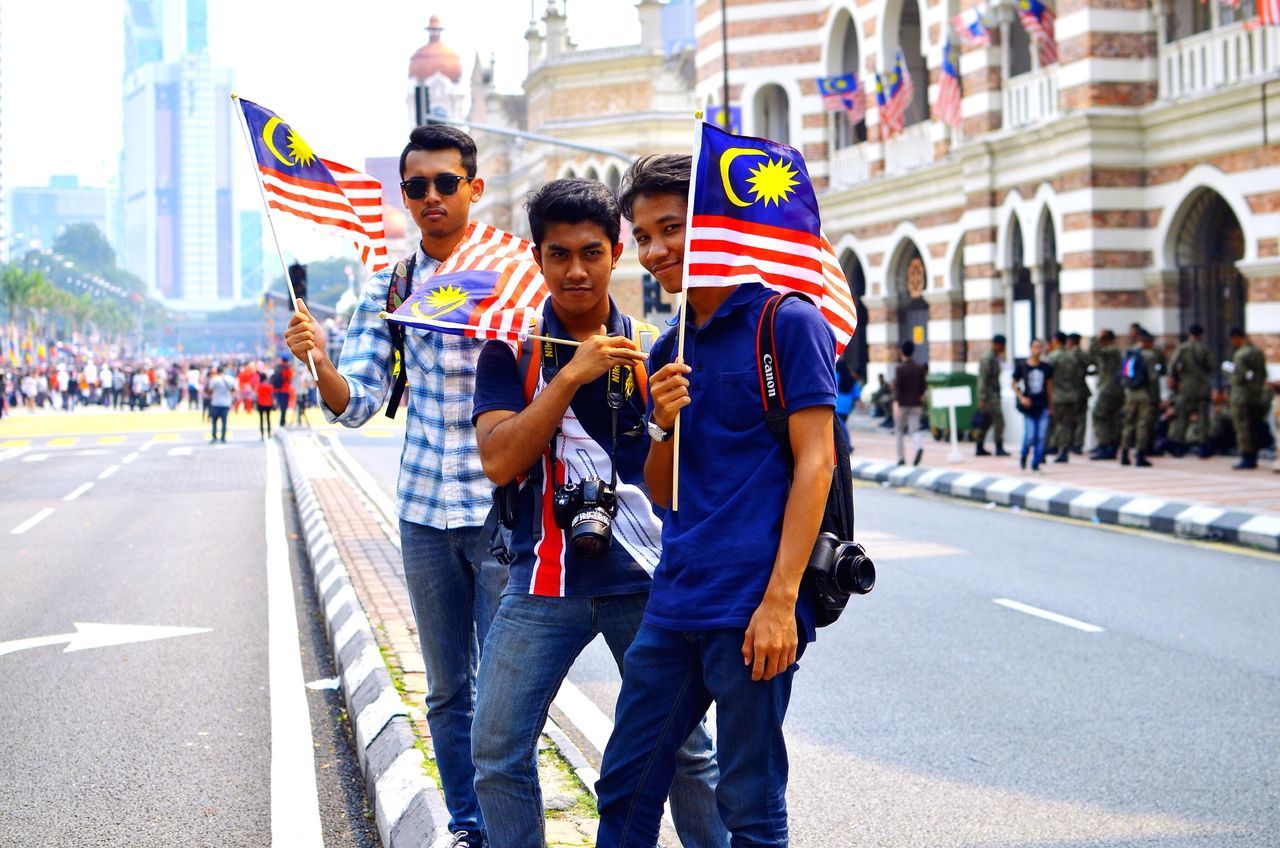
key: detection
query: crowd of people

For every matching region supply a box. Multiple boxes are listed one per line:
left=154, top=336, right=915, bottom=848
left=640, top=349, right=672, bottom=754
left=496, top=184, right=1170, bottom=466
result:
left=0, top=355, right=318, bottom=441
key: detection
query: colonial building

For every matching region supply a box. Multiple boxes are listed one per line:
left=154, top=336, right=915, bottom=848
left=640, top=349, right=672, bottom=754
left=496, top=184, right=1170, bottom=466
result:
left=695, top=0, right=1280, bottom=394
left=469, top=0, right=698, bottom=318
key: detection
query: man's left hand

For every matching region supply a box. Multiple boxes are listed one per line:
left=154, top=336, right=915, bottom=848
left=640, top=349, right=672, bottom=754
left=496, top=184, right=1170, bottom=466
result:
left=742, top=594, right=798, bottom=682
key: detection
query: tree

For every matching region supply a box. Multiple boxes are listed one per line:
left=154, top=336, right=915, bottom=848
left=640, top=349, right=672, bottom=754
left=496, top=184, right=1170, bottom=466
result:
left=54, top=223, right=117, bottom=272
left=1, top=266, right=45, bottom=325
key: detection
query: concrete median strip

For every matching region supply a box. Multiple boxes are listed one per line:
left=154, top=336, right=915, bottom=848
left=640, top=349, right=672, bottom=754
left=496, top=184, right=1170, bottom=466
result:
left=850, top=458, right=1280, bottom=553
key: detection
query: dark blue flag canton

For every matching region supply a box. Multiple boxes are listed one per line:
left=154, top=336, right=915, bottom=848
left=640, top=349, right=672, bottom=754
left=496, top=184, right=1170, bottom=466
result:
left=237, top=97, right=335, bottom=186
left=693, top=123, right=821, bottom=234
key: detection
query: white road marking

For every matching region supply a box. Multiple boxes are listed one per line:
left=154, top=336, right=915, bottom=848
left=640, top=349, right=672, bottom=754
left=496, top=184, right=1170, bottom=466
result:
left=993, top=598, right=1105, bottom=633
left=98, top=464, right=120, bottom=480
left=122, top=452, right=139, bottom=465
left=167, top=446, right=193, bottom=456
left=139, top=442, right=153, bottom=452
left=0, top=447, right=31, bottom=463
left=552, top=679, right=615, bottom=756
left=63, top=483, right=94, bottom=502
left=22, top=454, right=49, bottom=463
left=11, top=507, right=55, bottom=536
left=0, top=622, right=211, bottom=658
left=264, top=441, right=324, bottom=844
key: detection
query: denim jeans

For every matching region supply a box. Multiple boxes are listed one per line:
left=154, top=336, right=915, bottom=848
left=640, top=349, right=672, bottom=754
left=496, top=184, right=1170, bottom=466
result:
left=400, top=520, right=507, bottom=840
left=274, top=390, right=290, bottom=428
left=209, top=405, right=229, bottom=441
left=472, top=593, right=726, bottom=848
left=596, top=624, right=805, bottom=848
left=1020, top=408, right=1050, bottom=468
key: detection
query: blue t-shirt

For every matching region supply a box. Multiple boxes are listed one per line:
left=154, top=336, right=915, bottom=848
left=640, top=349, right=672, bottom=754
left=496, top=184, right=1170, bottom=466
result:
left=471, top=300, right=659, bottom=598
left=644, top=283, right=836, bottom=639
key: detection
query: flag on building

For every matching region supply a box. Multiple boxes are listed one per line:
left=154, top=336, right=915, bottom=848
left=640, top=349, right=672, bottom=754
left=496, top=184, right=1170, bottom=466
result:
left=386, top=222, right=547, bottom=342
left=1017, top=0, right=1059, bottom=65
left=876, top=71, right=904, bottom=138
left=890, top=51, right=916, bottom=124
left=683, top=122, right=858, bottom=352
left=935, top=41, right=964, bottom=130
left=818, top=72, right=867, bottom=124
left=953, top=6, right=992, bottom=46
left=1257, top=0, right=1279, bottom=25
left=707, top=104, right=743, bottom=134
left=235, top=97, right=389, bottom=275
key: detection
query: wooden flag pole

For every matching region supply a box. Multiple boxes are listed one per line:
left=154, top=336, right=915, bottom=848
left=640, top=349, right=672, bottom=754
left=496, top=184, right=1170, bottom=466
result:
left=670, top=114, right=706, bottom=512
left=230, top=93, right=318, bottom=381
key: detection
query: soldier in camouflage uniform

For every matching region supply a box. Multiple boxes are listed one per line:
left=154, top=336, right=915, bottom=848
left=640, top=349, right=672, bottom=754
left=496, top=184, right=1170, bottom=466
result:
left=1047, top=332, right=1082, bottom=463
left=1168, top=323, right=1212, bottom=457
left=1145, top=336, right=1168, bottom=454
left=1120, top=329, right=1161, bottom=467
left=1088, top=330, right=1123, bottom=460
left=1068, top=333, right=1090, bottom=453
left=1228, top=327, right=1268, bottom=469
left=975, top=334, right=1009, bottom=456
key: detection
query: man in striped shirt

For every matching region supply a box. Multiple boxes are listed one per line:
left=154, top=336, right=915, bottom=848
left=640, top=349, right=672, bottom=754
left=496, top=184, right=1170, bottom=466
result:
left=284, top=125, right=504, bottom=848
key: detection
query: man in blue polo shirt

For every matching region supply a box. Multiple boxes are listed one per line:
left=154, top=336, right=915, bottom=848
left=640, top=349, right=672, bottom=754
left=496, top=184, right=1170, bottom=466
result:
left=470, top=178, right=725, bottom=848
left=595, top=155, right=836, bottom=846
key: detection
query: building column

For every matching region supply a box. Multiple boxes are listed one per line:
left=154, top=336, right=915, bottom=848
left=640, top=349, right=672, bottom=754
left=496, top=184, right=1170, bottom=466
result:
left=1237, top=258, right=1280, bottom=380
left=1056, top=0, right=1158, bottom=112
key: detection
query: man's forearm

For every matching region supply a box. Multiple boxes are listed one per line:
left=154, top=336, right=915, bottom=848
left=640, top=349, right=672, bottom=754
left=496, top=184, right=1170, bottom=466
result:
left=644, top=438, right=676, bottom=508
left=315, top=357, right=351, bottom=416
left=763, top=453, right=832, bottom=606
left=479, top=374, right=578, bottom=484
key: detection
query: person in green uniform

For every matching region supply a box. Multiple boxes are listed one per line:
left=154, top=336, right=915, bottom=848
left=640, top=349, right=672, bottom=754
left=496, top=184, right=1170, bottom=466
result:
left=1227, top=327, right=1268, bottom=470
left=1067, top=334, right=1090, bottom=453
left=1145, top=335, right=1168, bottom=455
left=1168, top=323, right=1212, bottom=457
left=1047, top=331, right=1080, bottom=463
left=1088, top=330, right=1124, bottom=460
left=1120, top=329, right=1160, bottom=467
left=975, top=334, right=1009, bottom=456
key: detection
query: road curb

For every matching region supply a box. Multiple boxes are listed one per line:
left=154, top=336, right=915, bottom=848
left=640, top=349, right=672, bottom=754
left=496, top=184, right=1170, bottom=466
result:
left=852, top=458, right=1280, bottom=553
left=279, top=432, right=449, bottom=848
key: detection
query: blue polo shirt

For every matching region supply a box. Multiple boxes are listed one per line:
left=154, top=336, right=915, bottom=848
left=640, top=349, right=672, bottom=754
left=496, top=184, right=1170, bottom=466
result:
left=644, top=283, right=836, bottom=639
left=471, top=300, right=657, bottom=599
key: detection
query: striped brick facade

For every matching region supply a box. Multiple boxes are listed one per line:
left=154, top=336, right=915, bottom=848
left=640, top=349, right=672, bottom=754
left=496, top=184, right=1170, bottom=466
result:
left=696, top=0, right=1280, bottom=390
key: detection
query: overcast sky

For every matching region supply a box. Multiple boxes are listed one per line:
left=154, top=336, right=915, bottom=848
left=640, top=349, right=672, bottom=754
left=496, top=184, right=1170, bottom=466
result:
left=2, top=0, right=642, bottom=191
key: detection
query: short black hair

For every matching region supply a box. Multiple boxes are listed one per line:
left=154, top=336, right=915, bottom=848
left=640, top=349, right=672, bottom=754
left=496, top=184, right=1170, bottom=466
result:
left=1054, top=331, right=1068, bottom=344
left=1100, top=329, right=1115, bottom=341
left=400, top=124, right=478, bottom=179
left=992, top=334, right=1007, bottom=346
left=1229, top=326, right=1245, bottom=338
left=525, top=178, right=621, bottom=248
left=901, top=340, right=916, bottom=357
left=618, top=154, right=691, bottom=221
left=1068, top=332, right=1081, bottom=344
left=1189, top=323, right=1204, bottom=336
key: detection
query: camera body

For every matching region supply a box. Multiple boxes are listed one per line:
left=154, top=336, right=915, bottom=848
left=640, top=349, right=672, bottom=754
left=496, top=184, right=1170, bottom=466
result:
left=552, top=476, right=619, bottom=559
left=805, top=531, right=875, bottom=626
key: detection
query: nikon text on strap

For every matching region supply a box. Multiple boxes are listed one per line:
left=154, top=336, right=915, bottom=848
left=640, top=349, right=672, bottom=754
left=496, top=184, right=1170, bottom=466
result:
left=384, top=254, right=417, bottom=419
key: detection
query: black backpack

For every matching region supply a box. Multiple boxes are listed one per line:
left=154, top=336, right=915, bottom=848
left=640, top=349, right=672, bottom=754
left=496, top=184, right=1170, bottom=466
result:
left=383, top=254, right=418, bottom=419
left=755, top=293, right=865, bottom=627
left=1120, top=348, right=1148, bottom=390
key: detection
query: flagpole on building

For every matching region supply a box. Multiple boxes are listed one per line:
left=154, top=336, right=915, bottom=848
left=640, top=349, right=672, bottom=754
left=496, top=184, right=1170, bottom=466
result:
left=670, top=115, right=707, bottom=512
left=229, top=93, right=318, bottom=381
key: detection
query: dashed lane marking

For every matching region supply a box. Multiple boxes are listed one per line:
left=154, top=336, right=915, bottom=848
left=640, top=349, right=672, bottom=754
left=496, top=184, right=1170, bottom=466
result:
left=64, top=483, right=94, bottom=502
left=122, top=453, right=139, bottom=465
left=167, top=446, right=193, bottom=457
left=98, top=465, right=120, bottom=480
left=22, top=454, right=49, bottom=463
left=993, top=598, right=1105, bottom=633
left=11, top=507, right=55, bottom=536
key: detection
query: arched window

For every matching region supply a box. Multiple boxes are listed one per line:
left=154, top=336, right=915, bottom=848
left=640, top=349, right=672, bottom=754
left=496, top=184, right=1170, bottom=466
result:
left=896, top=0, right=930, bottom=126
left=1008, top=218, right=1034, bottom=360
left=894, top=242, right=929, bottom=365
left=839, top=250, right=869, bottom=379
left=1173, top=189, right=1246, bottom=382
left=1038, top=212, right=1060, bottom=341
left=828, top=10, right=867, bottom=149
left=1008, top=15, right=1032, bottom=77
left=753, top=84, right=790, bottom=144
left=585, top=166, right=599, bottom=182
left=605, top=165, right=621, bottom=192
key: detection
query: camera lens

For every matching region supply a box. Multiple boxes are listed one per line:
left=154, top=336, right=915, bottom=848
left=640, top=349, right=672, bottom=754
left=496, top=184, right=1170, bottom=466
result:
left=570, top=508, right=614, bottom=558
left=833, top=544, right=875, bottom=595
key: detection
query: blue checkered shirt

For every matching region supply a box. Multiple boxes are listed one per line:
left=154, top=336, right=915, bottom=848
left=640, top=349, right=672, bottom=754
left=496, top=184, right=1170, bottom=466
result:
left=322, top=246, right=492, bottom=529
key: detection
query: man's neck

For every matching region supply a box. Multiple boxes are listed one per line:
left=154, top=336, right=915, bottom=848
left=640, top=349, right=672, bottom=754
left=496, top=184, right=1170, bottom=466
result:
left=685, top=286, right=735, bottom=326
left=552, top=299, right=612, bottom=342
left=419, top=230, right=466, bottom=263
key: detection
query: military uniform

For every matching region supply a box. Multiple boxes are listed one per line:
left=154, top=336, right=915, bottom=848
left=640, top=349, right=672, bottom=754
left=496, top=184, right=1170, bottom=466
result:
left=1071, top=346, right=1091, bottom=451
left=1089, top=341, right=1124, bottom=457
left=1048, top=347, right=1083, bottom=458
left=1169, top=338, right=1212, bottom=451
left=1229, top=341, right=1268, bottom=466
left=1146, top=345, right=1167, bottom=451
left=1120, top=345, right=1161, bottom=465
left=975, top=349, right=1005, bottom=454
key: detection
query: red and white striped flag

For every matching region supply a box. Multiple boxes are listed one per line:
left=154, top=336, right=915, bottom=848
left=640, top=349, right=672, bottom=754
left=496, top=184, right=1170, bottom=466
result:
left=1017, top=0, right=1059, bottom=65
left=1258, top=0, right=1280, bottom=25
left=935, top=41, right=964, bottom=130
left=237, top=97, right=389, bottom=275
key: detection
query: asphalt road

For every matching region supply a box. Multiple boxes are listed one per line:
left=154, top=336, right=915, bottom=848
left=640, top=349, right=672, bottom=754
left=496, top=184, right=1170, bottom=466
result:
left=341, top=428, right=1280, bottom=848
left=0, top=427, right=377, bottom=847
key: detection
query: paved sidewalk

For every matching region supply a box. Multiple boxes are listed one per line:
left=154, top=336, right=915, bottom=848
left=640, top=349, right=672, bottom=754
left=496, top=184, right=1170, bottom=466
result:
left=849, top=415, right=1280, bottom=552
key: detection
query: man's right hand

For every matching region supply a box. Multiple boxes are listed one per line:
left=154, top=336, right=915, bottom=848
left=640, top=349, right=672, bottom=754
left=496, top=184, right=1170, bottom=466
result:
left=649, top=358, right=691, bottom=431
left=284, top=300, right=329, bottom=368
left=560, top=327, right=647, bottom=388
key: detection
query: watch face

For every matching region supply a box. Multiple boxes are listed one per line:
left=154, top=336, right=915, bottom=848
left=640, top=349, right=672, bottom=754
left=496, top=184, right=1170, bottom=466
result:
left=647, top=420, right=669, bottom=441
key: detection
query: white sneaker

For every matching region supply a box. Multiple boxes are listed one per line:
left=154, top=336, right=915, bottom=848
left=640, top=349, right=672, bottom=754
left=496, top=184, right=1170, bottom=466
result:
left=428, top=830, right=473, bottom=848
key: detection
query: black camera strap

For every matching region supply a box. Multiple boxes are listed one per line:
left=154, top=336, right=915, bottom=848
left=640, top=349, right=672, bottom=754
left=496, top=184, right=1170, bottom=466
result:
left=541, top=337, right=624, bottom=492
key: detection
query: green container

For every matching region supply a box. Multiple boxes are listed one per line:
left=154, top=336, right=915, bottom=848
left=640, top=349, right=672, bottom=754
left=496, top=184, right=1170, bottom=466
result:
left=926, top=372, right=979, bottom=440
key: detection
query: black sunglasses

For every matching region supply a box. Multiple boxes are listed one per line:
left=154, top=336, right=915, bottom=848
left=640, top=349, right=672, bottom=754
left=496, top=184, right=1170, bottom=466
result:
left=400, top=174, right=470, bottom=199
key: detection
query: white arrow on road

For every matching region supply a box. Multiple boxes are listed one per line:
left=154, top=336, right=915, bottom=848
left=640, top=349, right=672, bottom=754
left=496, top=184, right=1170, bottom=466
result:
left=0, top=622, right=212, bottom=658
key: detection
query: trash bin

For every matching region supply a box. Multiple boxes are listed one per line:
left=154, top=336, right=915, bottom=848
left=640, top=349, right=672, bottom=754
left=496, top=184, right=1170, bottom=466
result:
left=926, top=372, right=979, bottom=440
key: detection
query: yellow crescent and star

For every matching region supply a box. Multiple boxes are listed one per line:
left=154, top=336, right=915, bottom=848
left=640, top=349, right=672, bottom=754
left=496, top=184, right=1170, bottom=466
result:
left=410, top=284, right=470, bottom=321
left=261, top=116, right=317, bottom=168
left=718, top=147, right=802, bottom=209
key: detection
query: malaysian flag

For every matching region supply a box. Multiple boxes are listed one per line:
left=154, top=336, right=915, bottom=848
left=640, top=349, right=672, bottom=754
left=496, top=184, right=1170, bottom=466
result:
left=818, top=72, right=867, bottom=124
left=952, top=6, right=992, bottom=46
left=891, top=51, right=916, bottom=124
left=385, top=222, right=547, bottom=342
left=875, top=72, right=904, bottom=138
left=235, top=98, right=389, bottom=275
left=1017, top=0, right=1059, bottom=65
left=706, top=104, right=743, bottom=134
left=684, top=122, right=858, bottom=353
left=935, top=41, right=964, bottom=129
left=1258, top=0, right=1280, bottom=25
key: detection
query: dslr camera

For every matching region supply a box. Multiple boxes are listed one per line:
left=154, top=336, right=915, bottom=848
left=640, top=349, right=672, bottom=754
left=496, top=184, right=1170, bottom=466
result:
left=552, top=477, right=618, bottom=559
left=805, top=532, right=875, bottom=625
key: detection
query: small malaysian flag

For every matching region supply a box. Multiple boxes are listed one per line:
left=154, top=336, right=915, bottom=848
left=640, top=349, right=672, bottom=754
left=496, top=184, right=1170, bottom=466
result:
left=236, top=97, right=389, bottom=275
left=952, top=6, right=992, bottom=46
left=875, top=72, right=903, bottom=138
left=1017, top=0, right=1059, bottom=65
left=684, top=122, right=858, bottom=353
left=386, top=222, right=548, bottom=343
left=935, top=41, right=963, bottom=130
left=891, top=51, right=916, bottom=123
left=1258, top=0, right=1279, bottom=25
left=818, top=72, right=867, bottom=124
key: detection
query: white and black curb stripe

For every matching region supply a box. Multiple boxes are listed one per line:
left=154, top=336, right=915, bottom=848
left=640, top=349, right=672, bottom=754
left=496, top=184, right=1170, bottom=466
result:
left=279, top=432, right=448, bottom=848
left=851, top=458, right=1280, bottom=553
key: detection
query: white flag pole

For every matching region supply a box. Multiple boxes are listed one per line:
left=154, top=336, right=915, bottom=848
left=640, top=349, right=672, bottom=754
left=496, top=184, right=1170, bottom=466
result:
left=230, top=93, right=318, bottom=381
left=670, top=116, right=706, bottom=512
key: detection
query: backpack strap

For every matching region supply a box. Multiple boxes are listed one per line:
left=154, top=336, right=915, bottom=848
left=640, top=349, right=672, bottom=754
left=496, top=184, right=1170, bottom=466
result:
left=383, top=254, right=417, bottom=419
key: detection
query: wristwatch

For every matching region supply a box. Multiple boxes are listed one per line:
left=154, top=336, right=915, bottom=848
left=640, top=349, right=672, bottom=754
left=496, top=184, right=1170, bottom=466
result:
left=646, top=417, right=674, bottom=443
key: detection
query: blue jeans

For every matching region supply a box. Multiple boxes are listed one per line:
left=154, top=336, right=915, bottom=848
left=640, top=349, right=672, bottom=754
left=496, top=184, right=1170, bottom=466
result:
left=596, top=624, right=805, bottom=848
left=209, top=405, right=229, bottom=441
left=400, top=520, right=507, bottom=840
left=1020, top=408, right=1050, bottom=468
left=472, top=593, right=726, bottom=848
